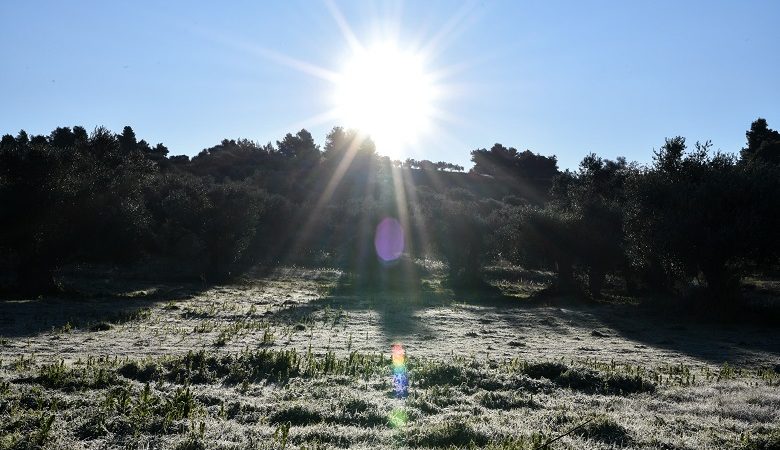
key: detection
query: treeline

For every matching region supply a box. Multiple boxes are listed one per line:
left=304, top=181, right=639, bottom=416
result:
left=493, top=119, right=780, bottom=301
left=1, top=119, right=779, bottom=302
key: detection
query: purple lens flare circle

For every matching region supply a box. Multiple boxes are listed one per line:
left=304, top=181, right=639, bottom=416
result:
left=374, top=217, right=405, bottom=262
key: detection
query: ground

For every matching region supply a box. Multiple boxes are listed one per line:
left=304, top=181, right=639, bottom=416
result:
left=1, top=266, right=779, bottom=449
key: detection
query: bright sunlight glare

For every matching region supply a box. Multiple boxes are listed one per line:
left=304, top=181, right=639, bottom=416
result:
left=334, top=43, right=437, bottom=157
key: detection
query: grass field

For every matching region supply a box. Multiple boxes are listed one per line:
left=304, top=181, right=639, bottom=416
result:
left=1, top=267, right=779, bottom=449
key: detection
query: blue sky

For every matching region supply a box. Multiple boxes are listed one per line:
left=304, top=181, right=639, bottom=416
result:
left=1, top=0, right=778, bottom=170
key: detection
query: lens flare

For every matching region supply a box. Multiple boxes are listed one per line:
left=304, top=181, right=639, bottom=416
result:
left=388, top=344, right=409, bottom=428
left=388, top=407, right=408, bottom=429
left=374, top=217, right=405, bottom=262
left=374, top=217, right=404, bottom=262
left=391, top=343, right=408, bottom=398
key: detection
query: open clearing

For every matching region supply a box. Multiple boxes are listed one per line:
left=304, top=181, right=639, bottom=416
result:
left=1, top=267, right=779, bottom=449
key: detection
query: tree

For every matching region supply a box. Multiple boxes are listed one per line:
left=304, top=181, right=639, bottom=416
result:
left=470, top=144, right=558, bottom=180
left=517, top=206, right=580, bottom=291
left=323, top=127, right=376, bottom=163
left=189, top=138, right=275, bottom=180
left=470, top=144, right=559, bottom=202
left=73, top=126, right=88, bottom=145
left=277, top=129, right=320, bottom=167
left=145, top=142, right=170, bottom=168
left=565, top=155, right=632, bottom=297
left=626, top=137, right=780, bottom=301
left=0, top=127, right=156, bottom=293
left=436, top=161, right=464, bottom=172
left=50, top=127, right=76, bottom=149
left=509, top=154, right=632, bottom=297
left=118, top=126, right=138, bottom=154
left=320, top=127, right=378, bottom=199
left=740, top=118, right=780, bottom=165
left=427, top=193, right=489, bottom=287
left=201, top=182, right=267, bottom=280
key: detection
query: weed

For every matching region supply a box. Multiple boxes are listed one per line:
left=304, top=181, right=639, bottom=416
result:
left=118, top=360, right=161, bottom=382
left=269, top=404, right=323, bottom=426
left=213, top=330, right=230, bottom=347
left=34, top=360, right=123, bottom=391
left=260, top=327, right=275, bottom=346
left=556, top=368, right=655, bottom=395
left=163, top=301, right=180, bottom=311
left=406, top=395, right=440, bottom=415
left=415, top=362, right=466, bottom=387
left=292, top=426, right=355, bottom=447
left=523, top=362, right=568, bottom=380
left=334, top=397, right=386, bottom=427
left=34, top=413, right=55, bottom=446
left=113, top=307, right=152, bottom=323
left=57, top=321, right=74, bottom=333
left=89, top=322, right=112, bottom=332
left=719, top=362, right=738, bottom=381
left=741, top=426, right=780, bottom=450
left=273, top=421, right=292, bottom=450
left=175, top=434, right=206, bottom=450
left=406, top=420, right=491, bottom=447
left=193, top=322, right=214, bottom=333
left=479, top=391, right=536, bottom=410
left=12, top=355, right=35, bottom=372
left=571, top=416, right=632, bottom=445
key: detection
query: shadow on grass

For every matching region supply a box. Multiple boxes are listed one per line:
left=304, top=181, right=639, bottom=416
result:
left=299, top=265, right=780, bottom=367
left=0, top=275, right=209, bottom=338
left=513, top=284, right=780, bottom=367
left=590, top=291, right=780, bottom=367
left=265, top=266, right=530, bottom=345
left=268, top=287, right=442, bottom=344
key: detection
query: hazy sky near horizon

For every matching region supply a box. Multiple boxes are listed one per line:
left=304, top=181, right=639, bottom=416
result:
left=1, top=0, right=779, bottom=170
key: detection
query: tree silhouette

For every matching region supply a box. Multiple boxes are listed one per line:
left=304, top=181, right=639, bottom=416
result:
left=50, top=127, right=76, bottom=149
left=1, top=120, right=778, bottom=302
left=741, top=118, right=780, bottom=165
left=470, top=144, right=558, bottom=180
left=118, top=125, right=138, bottom=154
left=626, top=138, right=780, bottom=300
left=0, top=127, right=155, bottom=292
left=277, top=129, right=320, bottom=167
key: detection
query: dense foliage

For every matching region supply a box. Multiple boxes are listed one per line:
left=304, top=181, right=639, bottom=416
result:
left=1, top=119, right=778, bottom=300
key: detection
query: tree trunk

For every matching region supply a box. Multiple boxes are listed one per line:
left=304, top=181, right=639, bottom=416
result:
left=701, top=260, right=739, bottom=303
left=463, top=245, right=482, bottom=286
left=556, top=256, right=575, bottom=292
left=16, top=262, right=59, bottom=295
left=588, top=267, right=606, bottom=299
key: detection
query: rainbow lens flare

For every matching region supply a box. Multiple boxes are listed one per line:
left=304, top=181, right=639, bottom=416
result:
left=374, top=217, right=404, bottom=262
left=388, top=407, right=408, bottom=429
left=388, top=344, right=409, bottom=429
left=391, top=343, right=408, bottom=398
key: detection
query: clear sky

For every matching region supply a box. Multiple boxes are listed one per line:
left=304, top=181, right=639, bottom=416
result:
left=1, top=0, right=778, bottom=170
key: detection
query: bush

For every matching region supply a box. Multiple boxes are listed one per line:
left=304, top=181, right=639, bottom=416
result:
left=572, top=417, right=632, bottom=445
left=269, top=404, right=323, bottom=426
left=478, top=391, right=536, bottom=410
left=523, top=362, right=568, bottom=380
left=406, top=420, right=491, bottom=448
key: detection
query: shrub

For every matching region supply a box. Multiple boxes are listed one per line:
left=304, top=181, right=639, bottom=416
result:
left=269, top=404, right=323, bottom=426
left=117, top=361, right=161, bottom=383
left=406, top=420, right=491, bottom=448
left=572, top=417, right=632, bottom=445
left=523, top=362, right=568, bottom=380
left=478, top=391, right=536, bottom=410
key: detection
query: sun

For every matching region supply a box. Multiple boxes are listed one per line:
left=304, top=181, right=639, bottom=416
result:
left=334, top=43, right=437, bottom=157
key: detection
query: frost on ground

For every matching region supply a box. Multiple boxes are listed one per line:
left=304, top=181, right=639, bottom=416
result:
left=1, top=267, right=779, bottom=449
